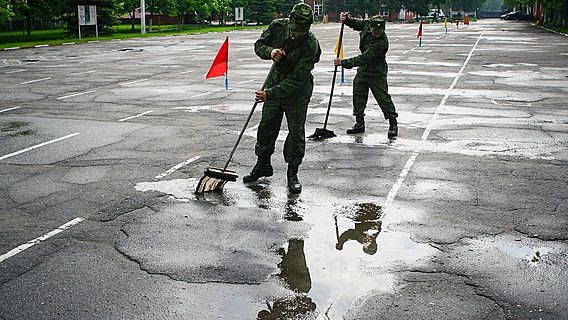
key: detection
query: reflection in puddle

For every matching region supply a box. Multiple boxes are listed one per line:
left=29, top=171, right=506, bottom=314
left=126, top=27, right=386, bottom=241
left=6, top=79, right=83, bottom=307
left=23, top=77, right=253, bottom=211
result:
left=257, top=239, right=317, bottom=320
left=134, top=179, right=437, bottom=319
left=498, top=245, right=551, bottom=266
left=244, top=187, right=435, bottom=319
left=334, top=203, right=382, bottom=256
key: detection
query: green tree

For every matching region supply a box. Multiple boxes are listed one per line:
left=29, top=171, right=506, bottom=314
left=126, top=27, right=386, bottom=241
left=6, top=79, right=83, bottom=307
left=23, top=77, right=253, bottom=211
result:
left=11, top=0, right=66, bottom=36
left=403, top=0, right=431, bottom=16
left=117, top=0, right=142, bottom=31
left=273, top=0, right=297, bottom=16
left=147, top=0, right=174, bottom=29
left=63, top=0, right=122, bottom=37
left=450, top=0, right=488, bottom=11
left=247, top=0, right=276, bottom=24
left=213, top=0, right=232, bottom=24
left=194, top=0, right=212, bottom=24
left=1, top=0, right=15, bottom=23
left=171, top=0, right=195, bottom=28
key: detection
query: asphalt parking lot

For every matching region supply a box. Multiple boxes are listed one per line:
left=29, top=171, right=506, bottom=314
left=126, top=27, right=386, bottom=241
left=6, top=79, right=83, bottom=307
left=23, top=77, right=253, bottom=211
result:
left=1, top=19, right=567, bottom=319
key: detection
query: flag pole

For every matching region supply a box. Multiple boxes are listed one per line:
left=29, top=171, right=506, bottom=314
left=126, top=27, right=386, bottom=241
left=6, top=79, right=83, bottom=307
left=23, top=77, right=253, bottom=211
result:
left=225, top=36, right=229, bottom=91
left=417, top=18, right=423, bottom=47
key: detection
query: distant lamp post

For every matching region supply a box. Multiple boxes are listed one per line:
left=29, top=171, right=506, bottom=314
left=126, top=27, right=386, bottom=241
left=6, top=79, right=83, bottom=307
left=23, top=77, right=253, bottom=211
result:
left=140, top=0, right=146, bottom=34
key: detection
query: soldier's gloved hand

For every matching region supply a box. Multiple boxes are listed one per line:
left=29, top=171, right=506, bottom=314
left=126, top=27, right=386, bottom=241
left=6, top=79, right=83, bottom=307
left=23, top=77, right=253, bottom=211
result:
left=334, top=58, right=342, bottom=67
left=340, top=12, right=349, bottom=22
left=255, top=90, right=267, bottom=102
left=270, top=48, right=286, bottom=62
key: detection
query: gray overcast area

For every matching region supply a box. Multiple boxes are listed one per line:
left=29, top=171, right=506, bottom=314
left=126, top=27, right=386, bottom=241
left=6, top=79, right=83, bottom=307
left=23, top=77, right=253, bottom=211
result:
left=1, top=19, right=567, bottom=320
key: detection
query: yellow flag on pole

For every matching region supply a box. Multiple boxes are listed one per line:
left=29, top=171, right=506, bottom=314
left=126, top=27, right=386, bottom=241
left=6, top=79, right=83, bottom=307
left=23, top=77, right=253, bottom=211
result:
left=334, top=34, right=343, bottom=59
left=444, top=17, right=448, bottom=28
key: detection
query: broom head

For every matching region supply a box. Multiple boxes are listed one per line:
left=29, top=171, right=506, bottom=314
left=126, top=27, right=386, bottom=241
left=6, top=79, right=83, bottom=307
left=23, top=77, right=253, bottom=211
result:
left=195, top=167, right=238, bottom=194
left=308, top=127, right=336, bottom=140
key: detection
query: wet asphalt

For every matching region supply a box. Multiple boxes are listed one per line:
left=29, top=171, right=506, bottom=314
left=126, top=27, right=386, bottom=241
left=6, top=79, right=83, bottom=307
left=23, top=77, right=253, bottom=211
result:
left=1, top=19, right=567, bottom=320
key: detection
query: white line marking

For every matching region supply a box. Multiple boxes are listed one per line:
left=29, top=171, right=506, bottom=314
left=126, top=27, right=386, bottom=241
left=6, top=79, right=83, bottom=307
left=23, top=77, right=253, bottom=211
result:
left=178, top=70, right=195, bottom=75
left=56, top=90, right=96, bottom=100
left=70, top=70, right=96, bottom=75
left=383, top=25, right=488, bottom=209
left=118, top=110, right=154, bottom=122
left=4, top=47, right=20, bottom=50
left=0, top=218, right=84, bottom=263
left=121, top=78, right=149, bottom=86
left=237, top=79, right=256, bottom=85
left=0, top=107, right=21, bottom=113
left=155, top=156, right=201, bottom=179
left=191, top=88, right=224, bottom=98
left=0, top=133, right=80, bottom=161
left=5, top=69, right=26, bottom=74
left=34, top=44, right=49, bottom=48
left=20, top=77, right=52, bottom=85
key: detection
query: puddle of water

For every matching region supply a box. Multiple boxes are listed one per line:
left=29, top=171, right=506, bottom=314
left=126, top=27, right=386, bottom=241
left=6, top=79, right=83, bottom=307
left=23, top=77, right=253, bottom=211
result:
left=239, top=125, right=562, bottom=161
left=388, top=60, right=461, bottom=67
left=134, top=179, right=437, bottom=318
left=483, top=36, right=539, bottom=42
left=497, top=245, right=551, bottom=266
left=135, top=178, right=198, bottom=201
left=172, top=103, right=255, bottom=113
left=389, top=70, right=458, bottom=78
left=263, top=195, right=436, bottom=319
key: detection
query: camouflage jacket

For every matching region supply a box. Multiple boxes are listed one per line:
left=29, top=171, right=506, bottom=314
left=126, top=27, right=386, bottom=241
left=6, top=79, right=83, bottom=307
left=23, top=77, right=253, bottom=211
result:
left=342, top=17, right=389, bottom=75
left=255, top=18, right=322, bottom=101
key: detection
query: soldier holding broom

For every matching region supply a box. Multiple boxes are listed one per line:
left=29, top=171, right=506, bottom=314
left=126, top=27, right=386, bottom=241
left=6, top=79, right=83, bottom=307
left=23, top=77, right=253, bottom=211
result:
left=243, top=3, right=321, bottom=194
left=334, top=12, right=399, bottom=138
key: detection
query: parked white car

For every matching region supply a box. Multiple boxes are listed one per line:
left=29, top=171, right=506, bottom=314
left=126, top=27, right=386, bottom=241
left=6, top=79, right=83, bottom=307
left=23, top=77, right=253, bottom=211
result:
left=428, top=10, right=445, bottom=18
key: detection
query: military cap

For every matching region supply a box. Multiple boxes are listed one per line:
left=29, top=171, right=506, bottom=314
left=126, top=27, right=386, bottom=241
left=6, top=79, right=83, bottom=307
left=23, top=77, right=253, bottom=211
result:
left=289, top=3, right=314, bottom=33
left=369, top=15, right=386, bottom=33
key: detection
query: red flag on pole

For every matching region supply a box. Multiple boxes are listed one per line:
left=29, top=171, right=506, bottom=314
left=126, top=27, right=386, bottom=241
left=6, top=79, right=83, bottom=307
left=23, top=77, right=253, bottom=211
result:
left=206, top=37, right=228, bottom=79
left=417, top=19, right=423, bottom=38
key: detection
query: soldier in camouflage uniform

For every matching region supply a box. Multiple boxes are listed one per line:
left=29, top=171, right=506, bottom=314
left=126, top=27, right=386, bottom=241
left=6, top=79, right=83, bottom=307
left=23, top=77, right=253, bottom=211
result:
left=243, top=3, right=322, bottom=194
left=334, top=13, right=399, bottom=138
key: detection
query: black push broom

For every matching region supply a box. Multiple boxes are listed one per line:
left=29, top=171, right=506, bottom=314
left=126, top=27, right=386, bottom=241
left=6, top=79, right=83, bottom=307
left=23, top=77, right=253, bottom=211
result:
left=195, top=63, right=275, bottom=194
left=308, top=22, right=345, bottom=140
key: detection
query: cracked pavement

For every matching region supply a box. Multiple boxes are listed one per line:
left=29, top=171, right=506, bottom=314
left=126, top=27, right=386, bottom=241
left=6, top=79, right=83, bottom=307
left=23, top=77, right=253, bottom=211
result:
left=1, top=19, right=568, bottom=319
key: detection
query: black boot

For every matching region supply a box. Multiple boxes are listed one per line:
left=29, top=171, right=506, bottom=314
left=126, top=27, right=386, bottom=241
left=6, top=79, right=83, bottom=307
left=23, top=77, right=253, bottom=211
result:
left=287, top=166, right=302, bottom=194
left=243, top=158, right=273, bottom=183
left=346, top=115, right=365, bottom=134
left=388, top=118, right=398, bottom=138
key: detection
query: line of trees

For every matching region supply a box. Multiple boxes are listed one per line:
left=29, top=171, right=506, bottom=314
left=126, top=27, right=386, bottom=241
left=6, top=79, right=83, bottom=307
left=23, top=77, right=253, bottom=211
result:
left=0, top=0, right=301, bottom=35
left=503, top=0, right=568, bottom=26
left=2, top=0, right=566, bottom=36
left=323, top=0, right=490, bottom=18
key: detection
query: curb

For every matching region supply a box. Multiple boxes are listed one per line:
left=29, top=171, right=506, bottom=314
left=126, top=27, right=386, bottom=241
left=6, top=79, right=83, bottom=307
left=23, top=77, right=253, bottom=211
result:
left=1, top=42, right=77, bottom=51
left=535, top=24, right=568, bottom=37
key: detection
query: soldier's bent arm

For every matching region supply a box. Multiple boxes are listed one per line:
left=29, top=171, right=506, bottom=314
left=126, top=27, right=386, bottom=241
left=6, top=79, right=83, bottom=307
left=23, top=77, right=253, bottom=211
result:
left=255, top=23, right=276, bottom=60
left=265, top=41, right=320, bottom=100
left=344, top=16, right=366, bottom=31
left=341, top=40, right=387, bottom=69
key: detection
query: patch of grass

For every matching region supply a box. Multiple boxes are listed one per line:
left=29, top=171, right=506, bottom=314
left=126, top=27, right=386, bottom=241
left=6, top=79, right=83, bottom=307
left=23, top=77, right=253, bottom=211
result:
left=0, top=24, right=265, bottom=49
left=543, top=24, right=568, bottom=35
